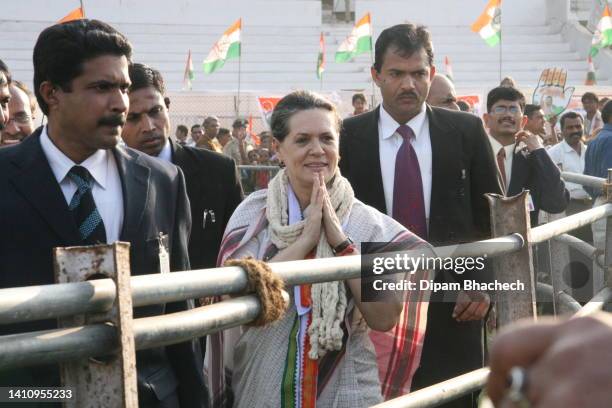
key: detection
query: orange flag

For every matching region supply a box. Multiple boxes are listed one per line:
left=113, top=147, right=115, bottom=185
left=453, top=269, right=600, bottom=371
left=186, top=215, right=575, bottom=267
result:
left=59, top=7, right=84, bottom=23
left=248, top=115, right=260, bottom=145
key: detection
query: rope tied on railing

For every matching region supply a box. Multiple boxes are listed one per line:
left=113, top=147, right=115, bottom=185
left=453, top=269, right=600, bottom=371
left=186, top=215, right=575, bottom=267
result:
left=224, top=257, right=288, bottom=326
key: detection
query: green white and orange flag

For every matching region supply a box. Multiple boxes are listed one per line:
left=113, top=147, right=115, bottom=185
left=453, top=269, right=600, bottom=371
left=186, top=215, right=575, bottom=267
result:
left=589, top=5, right=612, bottom=57
left=183, top=49, right=194, bottom=90
left=335, top=13, right=372, bottom=62
left=471, top=0, right=502, bottom=47
left=59, top=6, right=84, bottom=23
left=585, top=56, right=597, bottom=85
left=317, top=32, right=325, bottom=79
left=203, top=19, right=241, bottom=74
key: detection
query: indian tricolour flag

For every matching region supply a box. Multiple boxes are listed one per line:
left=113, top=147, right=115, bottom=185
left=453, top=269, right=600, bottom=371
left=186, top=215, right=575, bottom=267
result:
left=203, top=19, right=241, bottom=74
left=335, top=13, right=372, bottom=62
left=471, top=0, right=502, bottom=47
left=589, top=5, right=612, bottom=57
left=183, top=49, right=194, bottom=90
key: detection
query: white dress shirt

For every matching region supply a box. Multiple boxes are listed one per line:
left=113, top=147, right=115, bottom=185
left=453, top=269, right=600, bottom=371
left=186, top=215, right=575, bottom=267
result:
left=488, top=135, right=514, bottom=193
left=547, top=140, right=589, bottom=199
left=157, top=139, right=172, bottom=163
left=378, top=104, right=432, bottom=221
left=40, top=126, right=124, bottom=243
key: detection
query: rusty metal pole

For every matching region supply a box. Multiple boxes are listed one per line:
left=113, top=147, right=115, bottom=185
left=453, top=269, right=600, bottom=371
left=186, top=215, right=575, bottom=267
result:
left=545, top=211, right=572, bottom=315
left=54, top=243, right=138, bottom=407
left=486, top=192, right=537, bottom=326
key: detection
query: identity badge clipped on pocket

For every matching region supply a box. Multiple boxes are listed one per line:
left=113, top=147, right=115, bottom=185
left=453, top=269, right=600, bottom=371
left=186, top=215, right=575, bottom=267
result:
left=158, top=232, right=170, bottom=274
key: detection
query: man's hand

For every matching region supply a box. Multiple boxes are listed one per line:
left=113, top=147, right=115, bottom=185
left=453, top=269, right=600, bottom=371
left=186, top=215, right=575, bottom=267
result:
left=487, top=313, right=612, bottom=407
left=516, top=130, right=543, bottom=152
left=452, top=290, right=490, bottom=322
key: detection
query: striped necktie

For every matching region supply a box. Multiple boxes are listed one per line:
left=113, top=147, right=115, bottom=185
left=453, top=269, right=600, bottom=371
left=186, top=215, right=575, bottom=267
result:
left=68, top=165, right=107, bottom=245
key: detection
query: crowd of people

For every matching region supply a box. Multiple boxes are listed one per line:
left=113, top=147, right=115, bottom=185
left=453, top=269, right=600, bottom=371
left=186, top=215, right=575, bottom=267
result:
left=0, top=16, right=611, bottom=408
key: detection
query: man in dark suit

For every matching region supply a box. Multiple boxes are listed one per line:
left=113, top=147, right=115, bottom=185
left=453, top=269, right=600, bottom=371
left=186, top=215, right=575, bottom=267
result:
left=340, top=24, right=502, bottom=407
left=483, top=86, right=568, bottom=225
left=122, top=63, right=243, bottom=270
left=0, top=20, right=205, bottom=407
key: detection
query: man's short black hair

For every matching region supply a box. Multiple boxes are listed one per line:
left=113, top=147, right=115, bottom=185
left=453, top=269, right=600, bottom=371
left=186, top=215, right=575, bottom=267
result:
left=373, top=23, right=434, bottom=72
left=191, top=124, right=201, bottom=132
left=559, top=111, right=583, bottom=130
left=33, top=19, right=132, bottom=115
left=602, top=100, right=612, bottom=124
left=486, top=86, right=526, bottom=113
left=232, top=118, right=247, bottom=128
left=176, top=125, right=188, bottom=134
left=524, top=104, right=542, bottom=119
left=581, top=92, right=599, bottom=104
left=352, top=93, right=366, bottom=104
left=218, top=127, right=231, bottom=137
left=129, top=62, right=165, bottom=95
left=0, top=59, right=11, bottom=84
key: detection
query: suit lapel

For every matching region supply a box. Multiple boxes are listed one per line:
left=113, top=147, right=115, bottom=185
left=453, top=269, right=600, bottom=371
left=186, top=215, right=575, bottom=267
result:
left=114, top=146, right=150, bottom=242
left=8, top=130, right=81, bottom=243
left=170, top=139, right=197, bottom=178
left=507, top=151, right=526, bottom=196
left=356, top=107, right=386, bottom=212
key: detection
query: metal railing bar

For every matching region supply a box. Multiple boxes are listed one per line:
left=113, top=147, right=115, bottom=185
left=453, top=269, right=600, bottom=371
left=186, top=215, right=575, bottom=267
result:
left=530, top=204, right=612, bottom=243
left=0, top=234, right=524, bottom=325
left=553, top=234, right=605, bottom=269
left=561, top=171, right=605, bottom=189
left=370, top=368, right=490, bottom=408
left=0, top=293, right=273, bottom=370
left=573, top=287, right=612, bottom=318
left=535, top=282, right=581, bottom=314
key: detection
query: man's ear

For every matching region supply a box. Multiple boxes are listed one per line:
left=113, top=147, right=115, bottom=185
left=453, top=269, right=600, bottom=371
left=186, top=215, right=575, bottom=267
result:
left=483, top=112, right=491, bottom=128
left=429, top=64, right=436, bottom=80
left=39, top=82, right=59, bottom=112
left=371, top=66, right=381, bottom=87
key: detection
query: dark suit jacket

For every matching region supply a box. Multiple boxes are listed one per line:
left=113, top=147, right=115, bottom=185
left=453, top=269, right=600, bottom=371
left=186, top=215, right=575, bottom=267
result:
left=340, top=106, right=502, bottom=404
left=507, top=148, right=569, bottom=226
left=170, top=139, right=243, bottom=269
left=0, top=129, right=206, bottom=408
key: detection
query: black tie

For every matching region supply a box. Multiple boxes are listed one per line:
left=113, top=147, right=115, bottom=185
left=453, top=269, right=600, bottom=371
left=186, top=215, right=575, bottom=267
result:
left=68, top=166, right=107, bottom=245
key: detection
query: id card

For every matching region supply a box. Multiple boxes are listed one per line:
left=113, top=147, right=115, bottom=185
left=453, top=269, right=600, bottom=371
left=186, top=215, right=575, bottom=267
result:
left=158, top=233, right=170, bottom=274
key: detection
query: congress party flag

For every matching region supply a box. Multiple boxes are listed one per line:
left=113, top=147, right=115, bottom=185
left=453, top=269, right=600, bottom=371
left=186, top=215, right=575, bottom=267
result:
left=335, top=13, right=372, bottom=62
left=317, top=32, right=326, bottom=79
left=203, top=19, right=241, bottom=74
left=183, top=49, right=194, bottom=90
left=59, top=6, right=84, bottom=23
left=471, top=0, right=502, bottom=47
left=590, top=5, right=612, bottom=57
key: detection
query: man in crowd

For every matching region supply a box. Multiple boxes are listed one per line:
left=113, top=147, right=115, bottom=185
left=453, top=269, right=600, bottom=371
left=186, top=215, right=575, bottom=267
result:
left=484, top=86, right=568, bottom=226
left=524, top=104, right=553, bottom=146
left=0, top=59, right=11, bottom=132
left=190, top=123, right=203, bottom=145
left=1, top=80, right=36, bottom=146
left=220, top=124, right=246, bottom=165
left=426, top=73, right=459, bottom=111
left=351, top=92, right=368, bottom=116
left=584, top=101, right=612, bottom=265
left=197, top=115, right=222, bottom=152
left=0, top=20, right=205, bottom=407
left=340, top=23, right=502, bottom=407
left=175, top=124, right=193, bottom=146
left=122, top=62, right=243, bottom=271
left=582, top=92, right=603, bottom=142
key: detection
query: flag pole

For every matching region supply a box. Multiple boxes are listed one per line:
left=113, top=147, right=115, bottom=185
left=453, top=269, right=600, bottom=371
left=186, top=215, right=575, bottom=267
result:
left=236, top=19, right=242, bottom=117
left=498, top=5, right=502, bottom=83
left=80, top=0, right=85, bottom=16
left=368, top=27, right=376, bottom=107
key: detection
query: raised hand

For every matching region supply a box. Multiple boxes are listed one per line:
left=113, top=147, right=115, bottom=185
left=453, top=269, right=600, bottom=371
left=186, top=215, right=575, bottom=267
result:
left=319, top=172, right=347, bottom=248
left=532, top=68, right=575, bottom=120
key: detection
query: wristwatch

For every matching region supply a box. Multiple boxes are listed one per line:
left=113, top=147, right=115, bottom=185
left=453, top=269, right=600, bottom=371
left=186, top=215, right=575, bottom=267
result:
left=332, top=237, right=354, bottom=255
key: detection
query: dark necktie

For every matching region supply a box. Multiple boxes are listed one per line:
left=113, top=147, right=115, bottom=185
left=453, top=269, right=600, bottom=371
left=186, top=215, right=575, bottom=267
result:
left=392, top=125, right=427, bottom=239
left=497, top=147, right=507, bottom=192
left=68, top=166, right=107, bottom=245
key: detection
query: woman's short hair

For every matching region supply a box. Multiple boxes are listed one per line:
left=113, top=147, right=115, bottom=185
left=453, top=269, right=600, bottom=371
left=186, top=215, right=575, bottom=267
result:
left=270, top=90, right=341, bottom=142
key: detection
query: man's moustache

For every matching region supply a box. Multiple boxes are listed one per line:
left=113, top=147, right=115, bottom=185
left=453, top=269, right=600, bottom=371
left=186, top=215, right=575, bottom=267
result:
left=98, top=115, right=125, bottom=127
left=570, top=132, right=582, bottom=138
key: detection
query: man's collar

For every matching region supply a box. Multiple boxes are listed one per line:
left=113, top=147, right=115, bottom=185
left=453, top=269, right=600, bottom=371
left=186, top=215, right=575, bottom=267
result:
left=561, top=139, right=584, bottom=154
left=156, top=138, right=172, bottom=162
left=40, top=126, right=109, bottom=189
left=379, top=103, right=427, bottom=140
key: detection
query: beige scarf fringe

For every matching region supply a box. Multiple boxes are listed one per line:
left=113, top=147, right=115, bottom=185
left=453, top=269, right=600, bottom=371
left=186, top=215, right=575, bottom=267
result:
left=266, top=169, right=354, bottom=359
